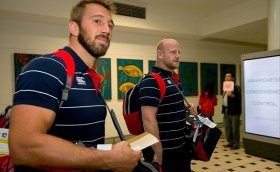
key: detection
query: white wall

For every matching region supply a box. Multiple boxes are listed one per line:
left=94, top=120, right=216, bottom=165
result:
left=0, top=18, right=264, bottom=138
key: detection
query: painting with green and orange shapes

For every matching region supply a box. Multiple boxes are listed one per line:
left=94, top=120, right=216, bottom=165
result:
left=179, top=62, right=198, bottom=96
left=117, top=59, right=143, bottom=99
left=94, top=58, right=111, bottom=100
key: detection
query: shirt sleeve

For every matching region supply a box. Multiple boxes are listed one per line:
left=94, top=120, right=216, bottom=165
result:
left=13, top=56, right=67, bottom=111
left=139, top=75, right=161, bottom=107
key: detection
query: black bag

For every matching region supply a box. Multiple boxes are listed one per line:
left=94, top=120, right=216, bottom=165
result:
left=188, top=125, right=222, bottom=161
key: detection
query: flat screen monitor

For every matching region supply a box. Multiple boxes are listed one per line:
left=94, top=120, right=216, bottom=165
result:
left=241, top=49, right=280, bottom=162
left=242, top=49, right=280, bottom=140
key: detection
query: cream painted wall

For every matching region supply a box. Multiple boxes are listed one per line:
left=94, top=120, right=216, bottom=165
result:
left=0, top=17, right=264, bottom=138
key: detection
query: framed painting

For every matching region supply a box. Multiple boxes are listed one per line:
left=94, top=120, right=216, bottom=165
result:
left=148, top=60, right=156, bottom=72
left=14, top=53, right=41, bottom=82
left=94, top=58, right=112, bottom=100
left=179, top=62, right=198, bottom=96
left=220, top=64, right=236, bottom=94
left=200, top=63, right=218, bottom=94
left=117, top=59, right=143, bottom=99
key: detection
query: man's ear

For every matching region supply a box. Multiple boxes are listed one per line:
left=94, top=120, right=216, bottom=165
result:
left=157, top=50, right=163, bottom=59
left=69, top=21, right=79, bottom=37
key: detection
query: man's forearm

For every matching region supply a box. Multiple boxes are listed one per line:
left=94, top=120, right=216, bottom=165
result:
left=142, top=117, right=163, bottom=164
left=11, top=133, right=113, bottom=170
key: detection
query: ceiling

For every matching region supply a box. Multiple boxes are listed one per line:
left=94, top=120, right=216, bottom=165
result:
left=120, top=0, right=268, bottom=48
left=181, top=0, right=268, bottom=47
left=0, top=0, right=269, bottom=48
left=201, top=19, right=267, bottom=47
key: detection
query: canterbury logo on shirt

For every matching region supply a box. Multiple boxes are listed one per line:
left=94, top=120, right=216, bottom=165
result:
left=76, top=77, right=86, bottom=85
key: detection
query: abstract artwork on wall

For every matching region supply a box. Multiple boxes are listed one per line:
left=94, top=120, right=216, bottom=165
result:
left=117, top=59, right=143, bottom=99
left=14, top=53, right=41, bottom=82
left=200, top=63, right=218, bottom=94
left=179, top=62, right=198, bottom=96
left=220, top=64, right=236, bottom=94
left=148, top=60, right=156, bottom=72
left=94, top=58, right=112, bottom=100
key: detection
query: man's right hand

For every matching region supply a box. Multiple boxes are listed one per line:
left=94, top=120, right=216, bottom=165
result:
left=108, top=141, right=141, bottom=172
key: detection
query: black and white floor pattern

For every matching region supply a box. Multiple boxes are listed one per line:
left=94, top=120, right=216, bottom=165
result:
left=191, top=138, right=280, bottom=172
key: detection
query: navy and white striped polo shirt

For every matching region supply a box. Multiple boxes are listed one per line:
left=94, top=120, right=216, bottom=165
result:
left=13, top=46, right=106, bottom=147
left=139, top=66, right=187, bottom=151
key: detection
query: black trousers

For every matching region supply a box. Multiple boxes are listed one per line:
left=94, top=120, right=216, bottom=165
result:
left=223, top=109, right=240, bottom=146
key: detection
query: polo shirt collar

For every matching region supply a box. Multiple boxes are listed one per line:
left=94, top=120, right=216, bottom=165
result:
left=63, top=46, right=88, bottom=72
left=152, top=66, right=179, bottom=84
left=152, top=66, right=173, bottom=76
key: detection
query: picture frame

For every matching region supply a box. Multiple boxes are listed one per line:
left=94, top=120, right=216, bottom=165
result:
left=148, top=60, right=156, bottom=72
left=117, top=59, right=143, bottom=99
left=200, top=63, right=218, bottom=94
left=179, top=62, right=198, bottom=96
left=94, top=58, right=112, bottom=100
left=14, top=53, right=41, bottom=82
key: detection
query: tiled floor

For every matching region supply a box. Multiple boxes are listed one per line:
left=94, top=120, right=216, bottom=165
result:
left=191, top=138, right=280, bottom=172
left=107, top=126, right=280, bottom=172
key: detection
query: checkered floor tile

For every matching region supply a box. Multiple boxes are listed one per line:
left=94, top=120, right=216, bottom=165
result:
left=191, top=139, right=280, bottom=172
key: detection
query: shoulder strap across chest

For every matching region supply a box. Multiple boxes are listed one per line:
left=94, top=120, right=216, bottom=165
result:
left=149, top=72, right=166, bottom=101
left=53, top=50, right=76, bottom=108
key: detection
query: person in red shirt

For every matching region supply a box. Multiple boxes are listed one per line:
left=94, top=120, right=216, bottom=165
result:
left=199, top=83, right=217, bottom=121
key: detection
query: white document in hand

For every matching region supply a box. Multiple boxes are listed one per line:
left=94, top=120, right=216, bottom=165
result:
left=127, top=132, right=159, bottom=151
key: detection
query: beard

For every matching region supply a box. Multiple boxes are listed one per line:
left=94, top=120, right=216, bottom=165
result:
left=165, top=61, right=178, bottom=70
left=78, top=28, right=110, bottom=59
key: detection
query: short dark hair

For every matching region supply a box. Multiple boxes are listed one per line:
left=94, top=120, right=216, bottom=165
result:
left=202, top=82, right=215, bottom=99
left=225, top=71, right=235, bottom=78
left=70, top=0, right=116, bottom=26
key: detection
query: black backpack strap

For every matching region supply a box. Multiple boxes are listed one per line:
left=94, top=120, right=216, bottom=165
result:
left=168, top=76, right=191, bottom=107
left=53, top=50, right=75, bottom=108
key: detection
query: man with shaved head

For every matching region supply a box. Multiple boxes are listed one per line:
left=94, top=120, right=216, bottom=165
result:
left=139, top=38, right=195, bottom=172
